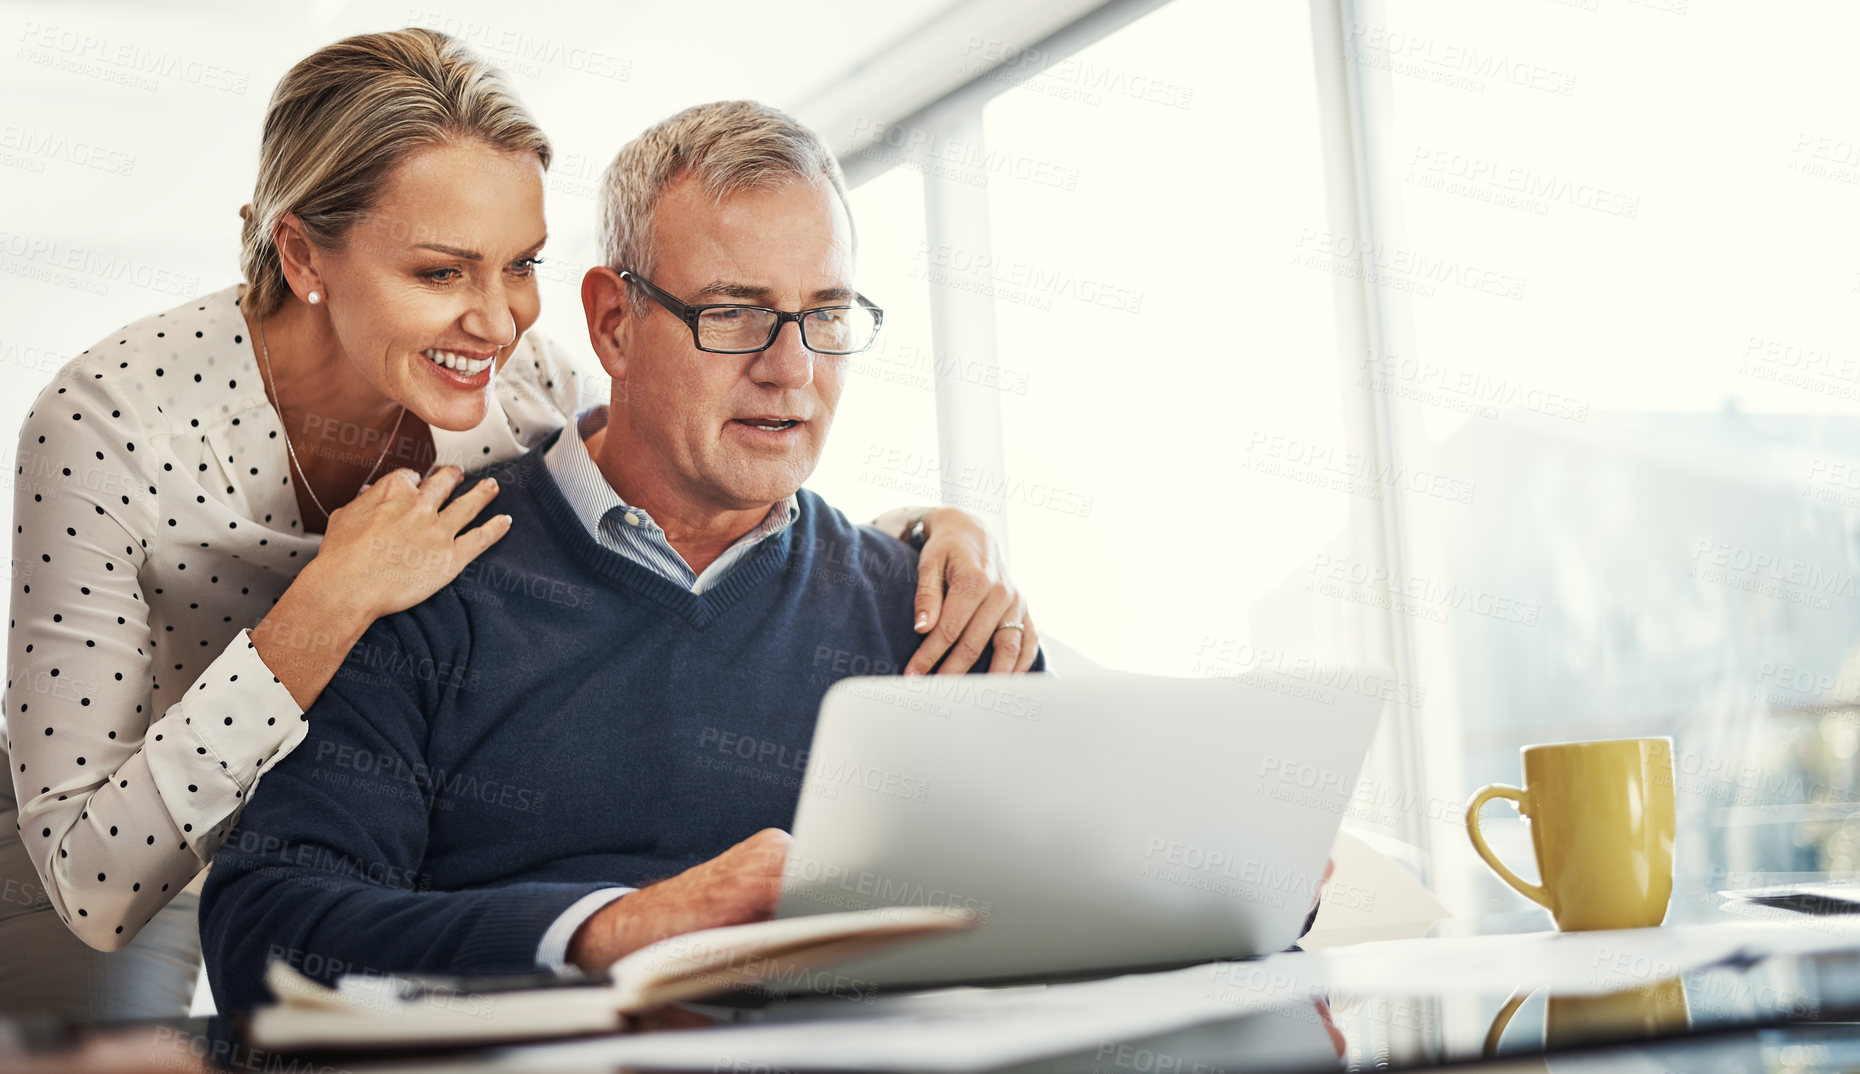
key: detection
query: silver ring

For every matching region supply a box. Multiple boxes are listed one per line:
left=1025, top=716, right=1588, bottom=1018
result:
left=996, top=621, right=1025, bottom=632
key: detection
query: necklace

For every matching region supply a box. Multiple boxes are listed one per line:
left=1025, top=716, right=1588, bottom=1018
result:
left=254, top=312, right=406, bottom=521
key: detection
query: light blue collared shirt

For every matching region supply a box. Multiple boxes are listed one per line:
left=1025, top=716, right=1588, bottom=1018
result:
left=542, top=415, right=800, bottom=594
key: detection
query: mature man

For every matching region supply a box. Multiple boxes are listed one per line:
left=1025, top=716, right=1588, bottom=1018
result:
left=200, top=101, right=1041, bottom=1016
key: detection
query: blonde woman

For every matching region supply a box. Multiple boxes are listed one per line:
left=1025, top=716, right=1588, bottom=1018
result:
left=0, top=28, right=1038, bottom=1023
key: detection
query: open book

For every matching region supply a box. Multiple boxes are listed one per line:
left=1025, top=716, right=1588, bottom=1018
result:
left=248, top=905, right=978, bottom=1050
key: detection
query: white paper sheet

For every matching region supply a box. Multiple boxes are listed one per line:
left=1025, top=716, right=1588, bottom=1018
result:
left=1299, top=830, right=1451, bottom=948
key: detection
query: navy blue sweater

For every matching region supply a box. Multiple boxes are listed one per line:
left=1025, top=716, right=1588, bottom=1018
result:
left=200, top=433, right=1032, bottom=1015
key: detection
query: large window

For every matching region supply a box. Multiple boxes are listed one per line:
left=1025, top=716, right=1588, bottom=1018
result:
left=832, top=0, right=1420, bottom=851
left=803, top=168, right=943, bottom=525
left=840, top=0, right=1860, bottom=913
left=1344, top=0, right=1860, bottom=911
left=981, top=0, right=1355, bottom=676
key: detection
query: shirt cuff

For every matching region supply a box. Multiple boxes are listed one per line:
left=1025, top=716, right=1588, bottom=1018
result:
left=535, top=887, right=634, bottom=971
left=143, top=628, right=307, bottom=858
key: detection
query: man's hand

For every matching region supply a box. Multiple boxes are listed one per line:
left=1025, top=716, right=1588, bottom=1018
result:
left=566, top=829, right=793, bottom=973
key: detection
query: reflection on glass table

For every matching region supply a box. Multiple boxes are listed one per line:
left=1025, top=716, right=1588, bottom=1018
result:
left=6, top=907, right=1860, bottom=1073
left=1008, top=945, right=1860, bottom=1074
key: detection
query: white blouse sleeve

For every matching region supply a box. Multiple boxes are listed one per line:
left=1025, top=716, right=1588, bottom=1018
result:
left=6, top=368, right=304, bottom=951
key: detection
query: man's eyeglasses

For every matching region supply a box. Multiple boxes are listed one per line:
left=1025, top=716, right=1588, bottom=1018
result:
left=619, top=270, right=884, bottom=355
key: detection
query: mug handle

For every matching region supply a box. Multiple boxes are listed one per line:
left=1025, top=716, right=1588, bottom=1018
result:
left=1482, top=988, right=1533, bottom=1058
left=1465, top=784, right=1552, bottom=910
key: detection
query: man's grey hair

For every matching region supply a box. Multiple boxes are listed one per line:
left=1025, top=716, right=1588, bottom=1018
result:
left=598, top=100, right=853, bottom=313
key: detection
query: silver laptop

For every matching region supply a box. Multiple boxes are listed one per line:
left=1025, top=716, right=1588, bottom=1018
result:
left=774, top=669, right=1385, bottom=990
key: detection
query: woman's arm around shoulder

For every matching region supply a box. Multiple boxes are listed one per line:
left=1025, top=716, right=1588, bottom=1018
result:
left=869, top=506, right=1041, bottom=676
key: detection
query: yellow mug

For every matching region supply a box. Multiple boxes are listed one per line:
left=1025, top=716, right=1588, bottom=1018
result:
left=1465, top=737, right=1676, bottom=931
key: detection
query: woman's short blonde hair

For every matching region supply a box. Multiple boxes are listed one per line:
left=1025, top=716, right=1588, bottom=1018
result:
left=239, top=27, right=551, bottom=317
left=598, top=100, right=850, bottom=314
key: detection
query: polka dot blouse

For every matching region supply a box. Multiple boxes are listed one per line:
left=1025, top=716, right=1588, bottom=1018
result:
left=3, top=284, right=593, bottom=951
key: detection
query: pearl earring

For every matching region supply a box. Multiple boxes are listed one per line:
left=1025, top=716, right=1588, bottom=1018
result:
left=307, top=290, right=322, bottom=305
